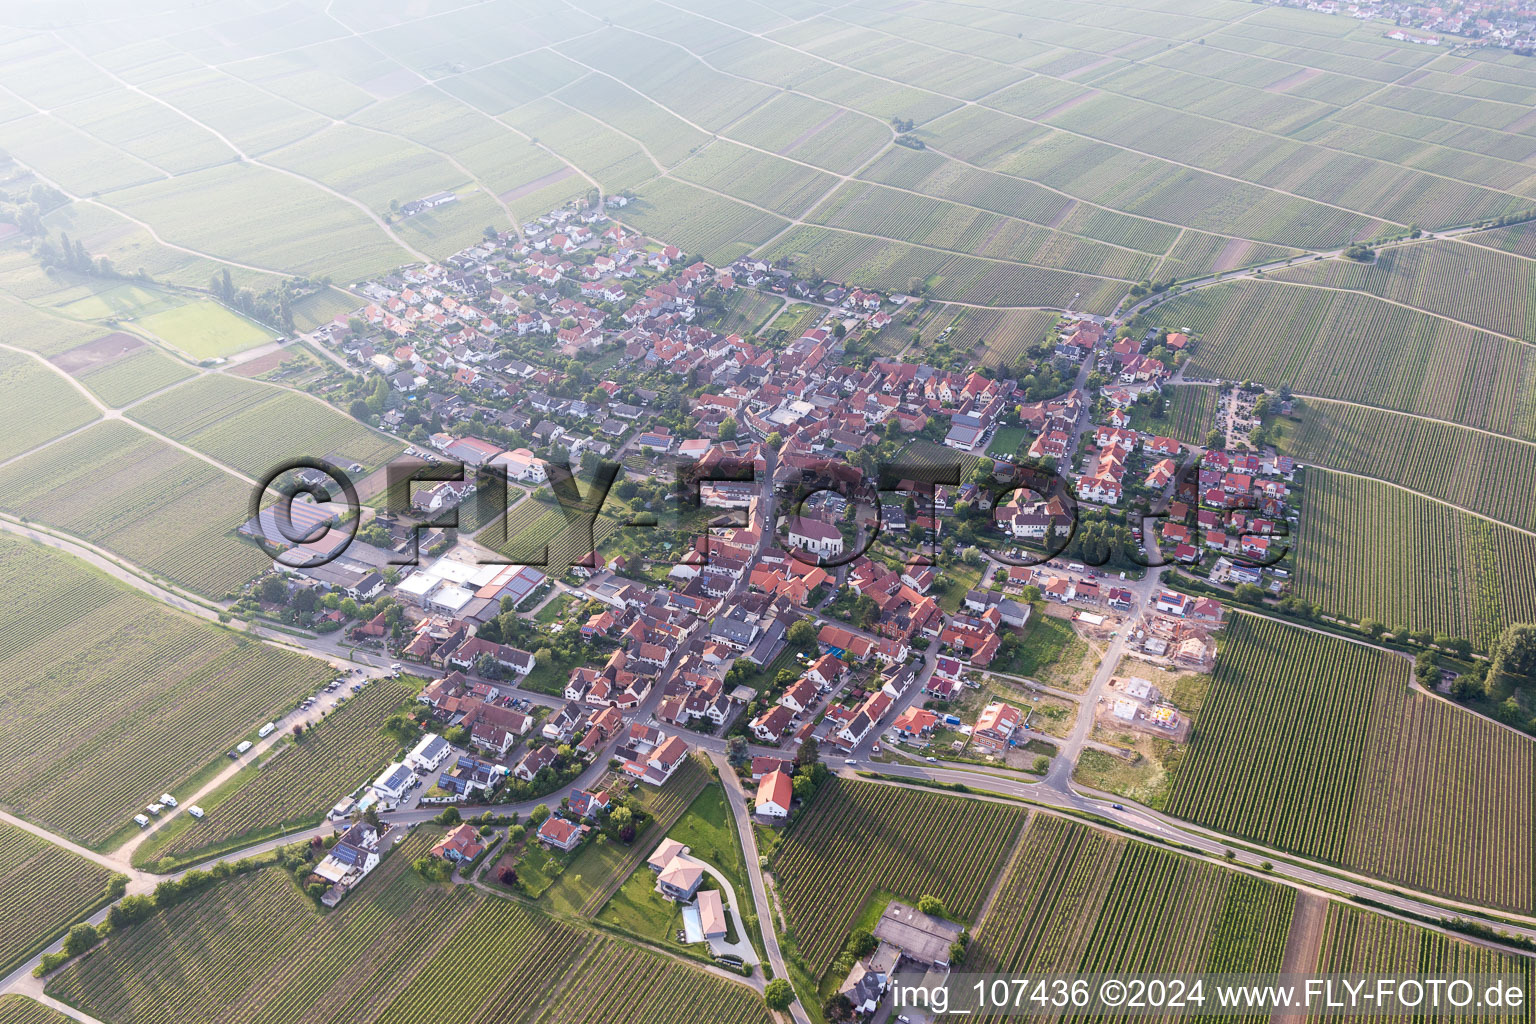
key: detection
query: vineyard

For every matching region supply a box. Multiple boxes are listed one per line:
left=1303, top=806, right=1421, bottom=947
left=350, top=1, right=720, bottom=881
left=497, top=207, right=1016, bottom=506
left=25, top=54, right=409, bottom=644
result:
left=1282, top=398, right=1536, bottom=532
left=1126, top=385, right=1218, bottom=444
left=73, top=347, right=196, bottom=408
left=0, top=996, right=72, bottom=1024
left=946, top=307, right=1061, bottom=367
left=969, top=814, right=1293, bottom=1017
left=0, top=820, right=118, bottom=976
left=0, top=350, right=99, bottom=463
left=47, top=832, right=603, bottom=1024
left=1294, top=469, right=1536, bottom=647
left=141, top=678, right=416, bottom=869
left=772, top=777, right=1025, bottom=973
left=0, top=420, right=270, bottom=598
left=1141, top=280, right=1536, bottom=441
left=128, top=375, right=402, bottom=478
left=1270, top=240, right=1536, bottom=343
left=0, top=533, right=329, bottom=845
left=1167, top=615, right=1535, bottom=911
left=1316, top=903, right=1532, bottom=1017
left=531, top=937, right=771, bottom=1024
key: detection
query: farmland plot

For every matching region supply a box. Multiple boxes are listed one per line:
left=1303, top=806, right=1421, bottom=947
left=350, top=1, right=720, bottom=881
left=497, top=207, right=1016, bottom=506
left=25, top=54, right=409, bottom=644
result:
left=0, top=820, right=118, bottom=976
left=531, top=937, right=770, bottom=1024
left=1281, top=398, right=1536, bottom=532
left=129, top=374, right=402, bottom=478
left=0, top=420, right=270, bottom=598
left=0, top=996, right=74, bottom=1024
left=69, top=346, right=196, bottom=408
left=773, top=777, right=1025, bottom=973
left=141, top=679, right=415, bottom=869
left=0, top=533, right=328, bottom=845
left=47, top=835, right=592, bottom=1024
left=1167, top=615, right=1534, bottom=911
left=0, top=349, right=98, bottom=461
left=1142, top=280, right=1536, bottom=440
left=970, top=814, right=1293, bottom=1009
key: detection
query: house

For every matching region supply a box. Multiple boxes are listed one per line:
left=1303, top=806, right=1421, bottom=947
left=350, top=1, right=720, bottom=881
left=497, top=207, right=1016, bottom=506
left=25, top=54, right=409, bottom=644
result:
left=643, top=735, right=691, bottom=784
left=431, top=822, right=486, bottom=862
left=697, top=888, right=728, bottom=941
left=778, top=677, right=819, bottom=714
left=405, top=733, right=451, bottom=773
left=892, top=706, right=938, bottom=738
left=568, top=788, right=611, bottom=819
left=785, top=517, right=843, bottom=559
left=370, top=763, right=414, bottom=807
left=750, top=705, right=794, bottom=743
left=972, top=701, right=1022, bottom=752
left=749, top=756, right=794, bottom=781
left=313, top=822, right=382, bottom=896
left=873, top=901, right=964, bottom=969
left=755, top=768, right=794, bottom=819
left=805, top=653, right=847, bottom=688
left=537, top=816, right=584, bottom=852
left=648, top=838, right=688, bottom=872
left=514, top=744, right=557, bottom=782
left=656, top=851, right=706, bottom=900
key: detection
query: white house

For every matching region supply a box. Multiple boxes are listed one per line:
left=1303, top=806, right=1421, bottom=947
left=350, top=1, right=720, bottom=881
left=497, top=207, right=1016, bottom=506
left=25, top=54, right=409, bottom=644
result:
left=785, top=516, right=844, bottom=559
left=370, top=762, right=414, bottom=807
left=491, top=447, right=549, bottom=484
left=405, top=733, right=451, bottom=772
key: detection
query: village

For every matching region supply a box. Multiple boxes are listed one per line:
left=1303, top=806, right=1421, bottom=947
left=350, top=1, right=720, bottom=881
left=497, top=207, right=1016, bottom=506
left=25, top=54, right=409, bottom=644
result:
left=206, top=189, right=1309, bottom=1015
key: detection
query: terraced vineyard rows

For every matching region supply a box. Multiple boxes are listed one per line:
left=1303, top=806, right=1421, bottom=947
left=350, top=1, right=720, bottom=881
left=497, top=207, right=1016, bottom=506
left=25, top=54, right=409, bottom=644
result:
left=532, top=938, right=770, bottom=1024
left=970, top=815, right=1293, bottom=1024
left=128, top=374, right=402, bottom=478
left=0, top=420, right=269, bottom=598
left=1282, top=398, right=1536, bottom=532
left=1294, top=470, right=1536, bottom=647
left=1142, top=280, right=1536, bottom=441
left=0, top=820, right=118, bottom=976
left=773, top=777, right=1025, bottom=973
left=145, top=679, right=416, bottom=868
left=48, top=831, right=596, bottom=1024
left=0, top=533, right=328, bottom=845
left=1167, top=615, right=1535, bottom=911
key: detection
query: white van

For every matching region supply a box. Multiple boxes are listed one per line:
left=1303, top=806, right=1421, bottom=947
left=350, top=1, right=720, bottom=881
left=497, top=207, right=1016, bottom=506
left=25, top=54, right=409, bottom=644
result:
left=257, top=722, right=276, bottom=738
left=188, top=805, right=205, bottom=819
left=133, top=814, right=150, bottom=828
left=160, top=793, right=178, bottom=808
left=235, top=740, right=252, bottom=755
left=147, top=803, right=163, bottom=816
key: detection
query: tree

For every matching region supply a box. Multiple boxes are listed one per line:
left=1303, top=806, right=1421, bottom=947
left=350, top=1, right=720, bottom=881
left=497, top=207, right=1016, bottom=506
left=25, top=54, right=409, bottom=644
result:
left=499, top=866, right=519, bottom=887
left=1362, top=619, right=1385, bottom=640
left=1233, top=583, right=1264, bottom=604
left=609, top=806, right=633, bottom=831
left=764, top=979, right=795, bottom=1011
left=726, top=735, right=750, bottom=766
left=719, top=417, right=738, bottom=441
left=792, top=774, right=815, bottom=800
left=787, top=618, right=818, bottom=652
left=62, top=922, right=101, bottom=958
left=530, top=803, right=551, bottom=825
left=822, top=994, right=854, bottom=1022
left=917, top=894, right=948, bottom=917
left=1488, top=623, right=1536, bottom=699
left=796, top=735, right=820, bottom=770
left=849, top=928, right=877, bottom=958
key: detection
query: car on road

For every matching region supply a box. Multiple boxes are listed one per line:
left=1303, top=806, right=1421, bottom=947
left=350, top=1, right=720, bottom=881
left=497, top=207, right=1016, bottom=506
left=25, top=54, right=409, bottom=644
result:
left=844, top=758, right=858, bottom=765
left=925, top=756, right=937, bottom=762
left=1111, top=803, right=1125, bottom=810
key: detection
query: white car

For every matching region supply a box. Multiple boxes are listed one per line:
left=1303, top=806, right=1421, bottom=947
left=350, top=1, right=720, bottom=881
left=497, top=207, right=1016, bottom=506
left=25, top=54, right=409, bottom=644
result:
left=188, top=805, right=205, bottom=819
left=160, top=793, right=178, bottom=808
left=133, top=814, right=150, bottom=828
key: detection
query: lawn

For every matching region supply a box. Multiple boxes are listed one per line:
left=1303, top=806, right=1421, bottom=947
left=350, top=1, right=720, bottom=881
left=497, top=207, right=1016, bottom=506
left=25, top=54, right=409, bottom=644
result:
left=985, top=425, right=1028, bottom=459
left=53, top=281, right=181, bottom=321
left=137, top=299, right=274, bottom=360
left=993, top=604, right=1093, bottom=690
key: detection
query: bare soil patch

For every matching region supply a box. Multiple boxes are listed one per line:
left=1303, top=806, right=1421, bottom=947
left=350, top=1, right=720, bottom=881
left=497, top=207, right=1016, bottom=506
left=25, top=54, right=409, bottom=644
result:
left=50, top=331, right=144, bottom=374
left=1213, top=237, right=1253, bottom=273
left=501, top=167, right=577, bottom=202
left=1265, top=67, right=1322, bottom=93
left=1038, top=89, right=1101, bottom=120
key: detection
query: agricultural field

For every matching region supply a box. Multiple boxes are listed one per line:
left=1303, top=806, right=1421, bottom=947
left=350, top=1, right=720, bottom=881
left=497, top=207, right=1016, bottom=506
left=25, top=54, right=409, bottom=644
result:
left=1270, top=240, right=1536, bottom=343
left=136, top=678, right=416, bottom=871
left=0, top=820, right=119, bottom=977
left=128, top=374, right=403, bottom=478
left=772, top=777, right=1025, bottom=973
left=63, top=341, right=196, bottom=408
left=1315, top=903, right=1533, bottom=1008
left=0, top=533, right=329, bottom=846
left=0, top=420, right=269, bottom=597
left=1125, top=385, right=1218, bottom=445
left=0, top=998, right=72, bottom=1024
left=1167, top=615, right=1534, bottom=912
left=944, top=306, right=1060, bottom=367
left=1280, top=398, right=1536, bottom=532
left=46, top=833, right=595, bottom=1024
left=1141, top=279, right=1536, bottom=441
left=0, top=349, right=99, bottom=462
left=136, top=300, right=274, bottom=361
left=970, top=815, right=1294, bottom=996
left=1294, top=469, right=1536, bottom=647
left=532, top=937, right=771, bottom=1024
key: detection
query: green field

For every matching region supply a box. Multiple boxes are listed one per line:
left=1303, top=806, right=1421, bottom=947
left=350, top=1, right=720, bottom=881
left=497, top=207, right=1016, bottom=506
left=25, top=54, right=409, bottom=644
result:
left=135, top=679, right=417, bottom=871
left=970, top=815, right=1294, bottom=1003
left=1125, top=385, right=1218, bottom=445
left=0, top=420, right=269, bottom=598
left=0, top=820, right=120, bottom=977
left=1294, top=469, right=1536, bottom=647
left=73, top=347, right=196, bottom=407
left=128, top=374, right=403, bottom=477
left=773, top=777, right=1026, bottom=973
left=0, top=996, right=75, bottom=1024
left=46, top=828, right=767, bottom=1024
left=137, top=300, right=274, bottom=360
left=1167, top=615, right=1534, bottom=912
left=0, top=350, right=99, bottom=462
left=0, top=533, right=329, bottom=846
